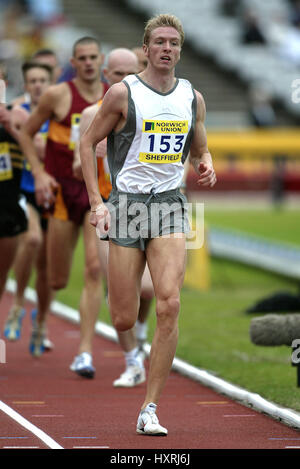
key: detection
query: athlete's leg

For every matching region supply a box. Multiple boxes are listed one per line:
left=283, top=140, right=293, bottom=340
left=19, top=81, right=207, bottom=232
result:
left=35, top=228, right=53, bottom=325
left=47, top=216, right=79, bottom=290
left=108, top=241, right=147, bottom=387
left=78, top=211, right=103, bottom=355
left=29, top=227, right=55, bottom=356
left=12, top=204, right=42, bottom=308
left=141, top=234, right=186, bottom=408
left=96, top=237, right=141, bottom=382
left=4, top=205, right=42, bottom=342
left=108, top=241, right=146, bottom=332
left=98, top=238, right=109, bottom=279
left=0, top=237, right=19, bottom=300
left=136, top=264, right=154, bottom=349
left=113, top=259, right=152, bottom=353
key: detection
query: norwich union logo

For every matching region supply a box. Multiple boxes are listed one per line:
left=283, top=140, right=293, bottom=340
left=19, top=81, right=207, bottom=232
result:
left=144, top=121, right=155, bottom=132
left=143, top=120, right=188, bottom=133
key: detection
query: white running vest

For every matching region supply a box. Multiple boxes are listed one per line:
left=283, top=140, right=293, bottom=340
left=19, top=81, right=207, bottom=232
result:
left=113, top=74, right=196, bottom=194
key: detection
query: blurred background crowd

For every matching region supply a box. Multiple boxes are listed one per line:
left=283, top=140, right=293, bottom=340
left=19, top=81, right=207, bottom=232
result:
left=1, top=0, right=300, bottom=204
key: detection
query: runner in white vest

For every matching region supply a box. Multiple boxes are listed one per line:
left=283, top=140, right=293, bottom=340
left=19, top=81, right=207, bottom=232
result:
left=114, top=73, right=194, bottom=194
left=80, top=13, right=216, bottom=436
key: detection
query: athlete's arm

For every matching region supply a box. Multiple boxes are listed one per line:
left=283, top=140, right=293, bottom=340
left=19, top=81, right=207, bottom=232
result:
left=73, top=105, right=96, bottom=180
left=18, top=87, right=59, bottom=205
left=11, top=105, right=47, bottom=161
left=0, top=105, right=14, bottom=136
left=73, top=102, right=107, bottom=180
left=80, top=83, right=127, bottom=232
left=10, top=105, right=29, bottom=132
left=189, top=90, right=216, bottom=188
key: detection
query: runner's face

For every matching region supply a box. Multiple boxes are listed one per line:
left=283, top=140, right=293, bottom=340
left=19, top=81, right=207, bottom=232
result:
left=72, top=43, right=103, bottom=82
left=33, top=54, right=61, bottom=83
left=25, top=68, right=51, bottom=105
left=104, top=59, right=138, bottom=85
left=145, top=27, right=181, bottom=71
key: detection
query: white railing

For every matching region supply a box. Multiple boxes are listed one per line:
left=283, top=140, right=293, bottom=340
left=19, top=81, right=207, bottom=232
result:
left=209, top=227, right=300, bottom=280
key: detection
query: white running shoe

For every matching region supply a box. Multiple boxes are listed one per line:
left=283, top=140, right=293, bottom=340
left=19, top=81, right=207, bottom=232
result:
left=70, top=352, right=95, bottom=379
left=136, top=403, right=168, bottom=436
left=113, top=365, right=146, bottom=388
left=43, top=337, right=54, bottom=351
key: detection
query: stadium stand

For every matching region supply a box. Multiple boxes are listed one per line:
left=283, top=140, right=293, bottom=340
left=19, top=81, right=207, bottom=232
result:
left=1, top=0, right=299, bottom=195
left=125, top=0, right=300, bottom=119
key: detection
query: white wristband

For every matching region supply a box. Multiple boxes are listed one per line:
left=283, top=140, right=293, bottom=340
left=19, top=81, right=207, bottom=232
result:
left=91, top=204, right=103, bottom=213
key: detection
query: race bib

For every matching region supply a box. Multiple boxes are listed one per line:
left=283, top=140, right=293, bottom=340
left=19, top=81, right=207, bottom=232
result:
left=139, top=119, right=188, bottom=164
left=69, top=113, right=81, bottom=150
left=0, top=142, right=12, bottom=181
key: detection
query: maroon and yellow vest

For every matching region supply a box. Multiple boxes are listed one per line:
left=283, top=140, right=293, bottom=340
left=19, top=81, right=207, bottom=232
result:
left=45, top=80, right=108, bottom=180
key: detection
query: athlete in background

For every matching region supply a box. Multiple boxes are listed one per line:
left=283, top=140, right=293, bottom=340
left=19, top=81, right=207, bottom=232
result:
left=3, top=62, right=53, bottom=355
left=17, top=37, right=108, bottom=377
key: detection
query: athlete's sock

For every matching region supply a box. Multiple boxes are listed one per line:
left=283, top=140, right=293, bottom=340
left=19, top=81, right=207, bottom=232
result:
left=125, top=346, right=143, bottom=368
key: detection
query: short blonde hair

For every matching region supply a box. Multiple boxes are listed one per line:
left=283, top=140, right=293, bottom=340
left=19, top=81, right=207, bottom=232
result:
left=143, top=14, right=185, bottom=47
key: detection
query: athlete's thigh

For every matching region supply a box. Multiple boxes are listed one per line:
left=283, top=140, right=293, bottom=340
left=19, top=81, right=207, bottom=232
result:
left=47, top=216, right=79, bottom=284
left=145, top=234, right=187, bottom=298
left=140, top=262, right=154, bottom=298
left=98, top=239, right=109, bottom=279
left=108, top=240, right=146, bottom=310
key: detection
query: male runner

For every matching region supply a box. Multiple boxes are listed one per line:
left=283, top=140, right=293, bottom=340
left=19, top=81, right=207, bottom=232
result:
left=0, top=81, right=27, bottom=302
left=75, top=47, right=154, bottom=388
left=3, top=62, right=53, bottom=355
left=79, top=15, right=216, bottom=434
left=12, top=49, right=62, bottom=106
left=17, top=37, right=108, bottom=377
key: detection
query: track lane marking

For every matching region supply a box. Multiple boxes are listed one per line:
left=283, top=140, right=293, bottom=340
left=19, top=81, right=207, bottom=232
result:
left=3, top=446, right=39, bottom=449
left=0, top=400, right=63, bottom=449
left=73, top=446, right=110, bottom=449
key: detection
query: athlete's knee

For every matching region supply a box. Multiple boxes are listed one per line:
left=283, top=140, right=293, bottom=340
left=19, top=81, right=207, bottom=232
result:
left=111, top=309, right=136, bottom=332
left=24, top=231, right=42, bottom=250
left=157, top=294, right=180, bottom=315
left=85, top=257, right=102, bottom=282
left=49, top=275, right=68, bottom=291
left=156, top=295, right=180, bottom=331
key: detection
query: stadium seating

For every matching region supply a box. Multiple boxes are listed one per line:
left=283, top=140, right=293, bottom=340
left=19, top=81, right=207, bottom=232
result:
left=125, top=0, right=300, bottom=118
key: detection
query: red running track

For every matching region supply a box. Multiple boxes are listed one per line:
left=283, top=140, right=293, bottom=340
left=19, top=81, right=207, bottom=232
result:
left=0, top=291, right=300, bottom=451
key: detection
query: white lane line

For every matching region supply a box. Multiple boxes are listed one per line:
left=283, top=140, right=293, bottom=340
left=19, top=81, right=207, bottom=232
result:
left=73, top=446, right=110, bottom=449
left=32, top=415, right=64, bottom=418
left=285, top=446, right=300, bottom=449
left=0, top=401, right=63, bottom=449
left=3, top=446, right=39, bottom=449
